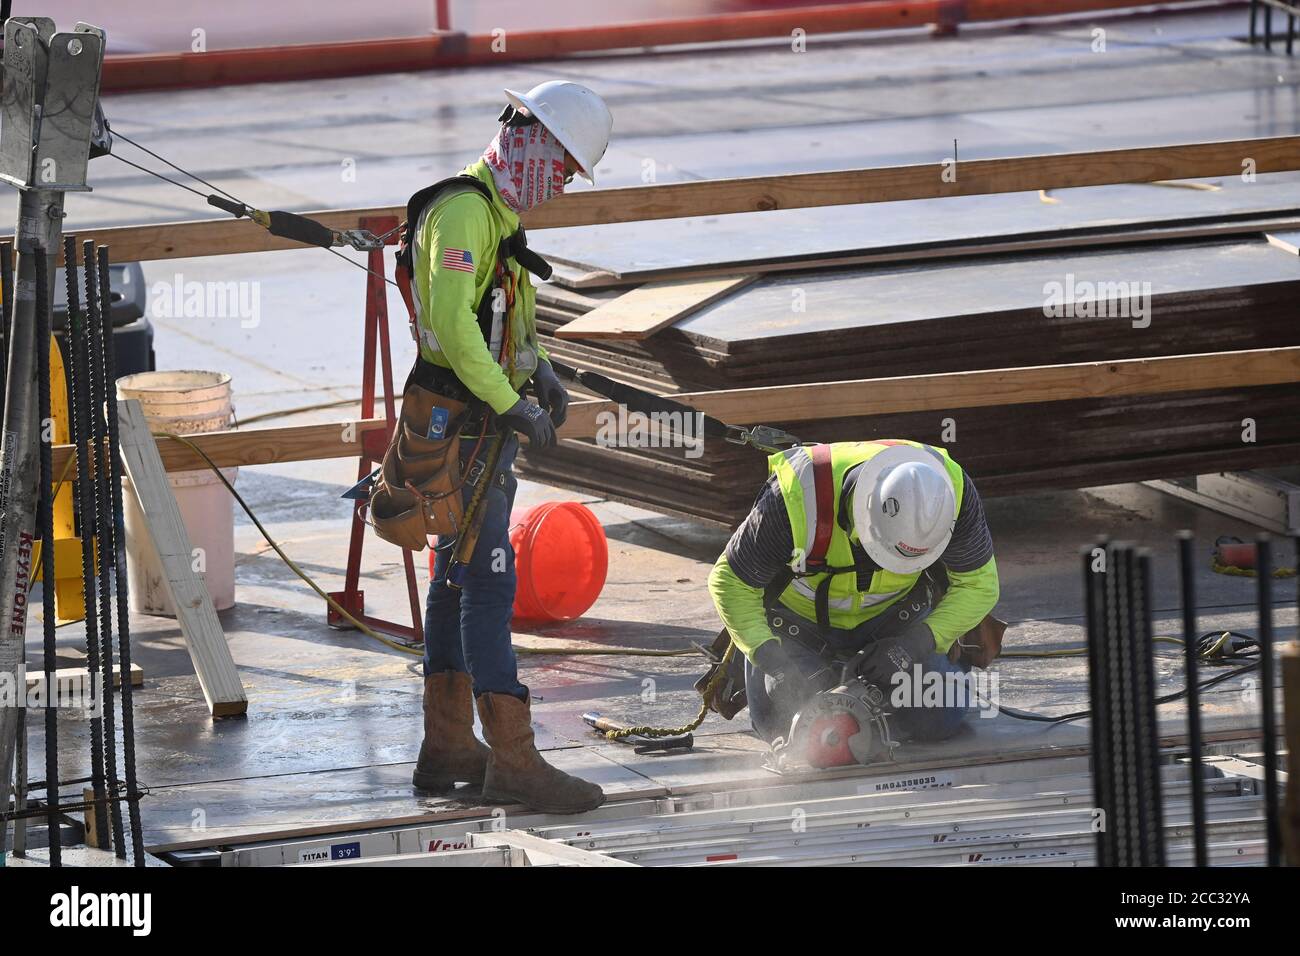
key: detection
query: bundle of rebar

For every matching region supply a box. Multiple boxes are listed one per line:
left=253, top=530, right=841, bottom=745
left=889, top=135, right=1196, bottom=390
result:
left=65, top=237, right=145, bottom=864
left=0, top=238, right=145, bottom=865
left=1083, top=541, right=1166, bottom=867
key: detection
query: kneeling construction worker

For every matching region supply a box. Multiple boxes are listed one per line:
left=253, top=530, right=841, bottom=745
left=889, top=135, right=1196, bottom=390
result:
left=406, top=81, right=612, bottom=813
left=708, top=440, right=1001, bottom=751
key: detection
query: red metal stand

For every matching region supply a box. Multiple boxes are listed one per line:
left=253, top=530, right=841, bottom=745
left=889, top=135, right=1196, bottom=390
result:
left=326, top=215, right=424, bottom=642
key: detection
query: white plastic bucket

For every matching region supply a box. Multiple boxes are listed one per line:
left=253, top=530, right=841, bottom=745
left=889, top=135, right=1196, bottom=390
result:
left=117, top=371, right=237, bottom=614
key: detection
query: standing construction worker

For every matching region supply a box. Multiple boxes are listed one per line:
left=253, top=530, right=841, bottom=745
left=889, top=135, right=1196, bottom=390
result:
left=708, top=440, right=1001, bottom=749
left=408, top=81, right=611, bottom=813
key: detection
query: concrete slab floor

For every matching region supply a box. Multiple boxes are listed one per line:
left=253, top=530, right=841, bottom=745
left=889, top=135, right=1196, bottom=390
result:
left=10, top=6, right=1298, bottom=854
left=22, top=465, right=1297, bottom=851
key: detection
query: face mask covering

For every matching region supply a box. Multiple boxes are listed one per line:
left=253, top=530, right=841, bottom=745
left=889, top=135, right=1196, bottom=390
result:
left=482, top=120, right=567, bottom=213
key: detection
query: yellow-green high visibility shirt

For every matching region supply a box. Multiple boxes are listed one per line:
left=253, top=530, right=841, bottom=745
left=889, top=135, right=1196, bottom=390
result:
left=412, top=159, right=546, bottom=415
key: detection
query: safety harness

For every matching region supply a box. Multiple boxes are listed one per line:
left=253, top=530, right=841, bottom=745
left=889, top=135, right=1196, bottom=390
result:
left=392, top=173, right=552, bottom=378
left=762, top=444, right=885, bottom=632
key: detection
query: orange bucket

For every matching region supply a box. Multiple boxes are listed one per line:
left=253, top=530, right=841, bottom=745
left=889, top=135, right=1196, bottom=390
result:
left=509, top=501, right=608, bottom=622
left=431, top=501, right=609, bottom=622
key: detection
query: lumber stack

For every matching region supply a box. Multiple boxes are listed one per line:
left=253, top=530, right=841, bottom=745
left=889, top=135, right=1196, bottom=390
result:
left=519, top=238, right=1300, bottom=526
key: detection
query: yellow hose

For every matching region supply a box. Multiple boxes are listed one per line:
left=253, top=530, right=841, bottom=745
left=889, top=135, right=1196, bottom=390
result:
left=155, top=432, right=701, bottom=661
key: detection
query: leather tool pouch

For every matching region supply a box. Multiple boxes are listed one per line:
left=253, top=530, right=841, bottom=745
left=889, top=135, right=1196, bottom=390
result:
left=947, top=614, right=1008, bottom=669
left=695, top=627, right=749, bottom=720
left=369, top=383, right=468, bottom=551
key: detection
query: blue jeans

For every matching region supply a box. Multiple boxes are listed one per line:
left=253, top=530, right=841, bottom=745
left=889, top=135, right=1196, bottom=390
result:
left=746, top=603, right=972, bottom=746
left=423, top=432, right=527, bottom=699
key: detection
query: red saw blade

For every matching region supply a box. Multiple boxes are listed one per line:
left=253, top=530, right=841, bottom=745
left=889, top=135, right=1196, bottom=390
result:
left=804, top=713, right=862, bottom=768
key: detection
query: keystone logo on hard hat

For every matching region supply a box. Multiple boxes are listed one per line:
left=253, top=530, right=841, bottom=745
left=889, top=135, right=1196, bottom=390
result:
left=895, top=540, right=929, bottom=556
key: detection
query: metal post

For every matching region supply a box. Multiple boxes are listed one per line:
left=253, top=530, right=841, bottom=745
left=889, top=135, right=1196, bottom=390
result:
left=1255, top=534, right=1282, bottom=866
left=0, top=17, right=105, bottom=857
left=0, top=187, right=64, bottom=850
left=1177, top=531, right=1207, bottom=867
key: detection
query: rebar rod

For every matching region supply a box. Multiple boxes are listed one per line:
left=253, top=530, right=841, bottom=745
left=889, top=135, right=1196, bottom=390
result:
left=1255, top=534, right=1281, bottom=866
left=1177, top=531, right=1207, bottom=866
left=97, top=244, right=145, bottom=864
left=83, top=239, right=124, bottom=856
left=35, top=246, right=60, bottom=866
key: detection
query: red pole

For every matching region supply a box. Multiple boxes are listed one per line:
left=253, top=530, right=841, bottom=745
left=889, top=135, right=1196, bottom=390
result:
left=100, top=0, right=1206, bottom=92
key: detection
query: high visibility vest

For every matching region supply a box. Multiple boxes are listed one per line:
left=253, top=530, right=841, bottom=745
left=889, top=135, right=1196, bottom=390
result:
left=768, top=440, right=965, bottom=630
left=410, top=162, right=542, bottom=397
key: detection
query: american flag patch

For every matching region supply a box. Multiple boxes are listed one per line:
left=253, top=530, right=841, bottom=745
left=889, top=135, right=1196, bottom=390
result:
left=441, top=248, right=475, bottom=273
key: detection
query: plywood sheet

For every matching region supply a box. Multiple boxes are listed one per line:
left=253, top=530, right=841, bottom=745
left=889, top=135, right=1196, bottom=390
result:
left=556, top=274, right=756, bottom=340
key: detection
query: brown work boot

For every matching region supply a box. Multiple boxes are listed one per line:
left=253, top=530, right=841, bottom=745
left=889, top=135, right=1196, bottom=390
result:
left=476, top=692, right=606, bottom=814
left=412, top=671, right=490, bottom=791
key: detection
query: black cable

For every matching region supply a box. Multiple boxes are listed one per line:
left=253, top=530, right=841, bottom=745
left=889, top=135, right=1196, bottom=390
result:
left=98, top=244, right=146, bottom=866
left=993, top=657, right=1261, bottom=724
left=108, top=124, right=244, bottom=203
left=107, top=152, right=213, bottom=202
left=107, top=146, right=401, bottom=290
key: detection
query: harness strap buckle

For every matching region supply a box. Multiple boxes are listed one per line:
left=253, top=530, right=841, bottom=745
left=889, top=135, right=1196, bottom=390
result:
left=725, top=423, right=804, bottom=454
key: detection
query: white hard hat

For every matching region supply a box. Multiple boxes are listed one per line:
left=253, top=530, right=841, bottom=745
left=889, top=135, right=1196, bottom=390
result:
left=850, top=445, right=956, bottom=574
left=503, top=80, right=612, bottom=184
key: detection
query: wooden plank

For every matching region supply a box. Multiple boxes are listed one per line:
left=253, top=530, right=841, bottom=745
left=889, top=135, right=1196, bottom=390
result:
left=33, top=137, right=1300, bottom=264
left=526, top=136, right=1300, bottom=229
left=27, top=663, right=145, bottom=696
left=52, top=417, right=388, bottom=477
left=116, top=400, right=247, bottom=717
left=557, top=347, right=1300, bottom=438
left=1266, top=231, right=1300, bottom=255
left=555, top=274, right=757, bottom=340
left=53, top=350, right=1300, bottom=472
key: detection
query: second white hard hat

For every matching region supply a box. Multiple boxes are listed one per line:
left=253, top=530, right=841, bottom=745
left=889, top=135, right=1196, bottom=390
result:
left=503, top=80, right=612, bottom=184
left=850, top=445, right=957, bottom=575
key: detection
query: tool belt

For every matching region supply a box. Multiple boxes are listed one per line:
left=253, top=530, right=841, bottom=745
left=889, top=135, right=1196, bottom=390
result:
left=368, top=369, right=478, bottom=552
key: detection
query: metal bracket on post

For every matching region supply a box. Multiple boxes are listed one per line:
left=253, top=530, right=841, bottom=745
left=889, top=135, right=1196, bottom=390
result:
left=0, top=16, right=105, bottom=858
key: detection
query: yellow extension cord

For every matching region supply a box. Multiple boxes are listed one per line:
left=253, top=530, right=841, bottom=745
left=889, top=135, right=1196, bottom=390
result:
left=1211, top=559, right=1296, bottom=579
left=155, top=431, right=697, bottom=661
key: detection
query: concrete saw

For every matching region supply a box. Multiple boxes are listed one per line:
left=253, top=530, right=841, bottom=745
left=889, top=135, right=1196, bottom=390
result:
left=770, top=676, right=899, bottom=772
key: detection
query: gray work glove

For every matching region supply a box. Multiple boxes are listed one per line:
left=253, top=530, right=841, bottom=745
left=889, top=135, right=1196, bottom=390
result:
left=855, top=621, right=935, bottom=690
left=753, top=640, right=810, bottom=704
left=532, top=359, right=569, bottom=428
left=499, top=398, right=556, bottom=448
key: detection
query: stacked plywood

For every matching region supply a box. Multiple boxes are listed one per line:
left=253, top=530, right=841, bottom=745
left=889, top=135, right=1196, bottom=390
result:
left=519, top=238, right=1300, bottom=526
